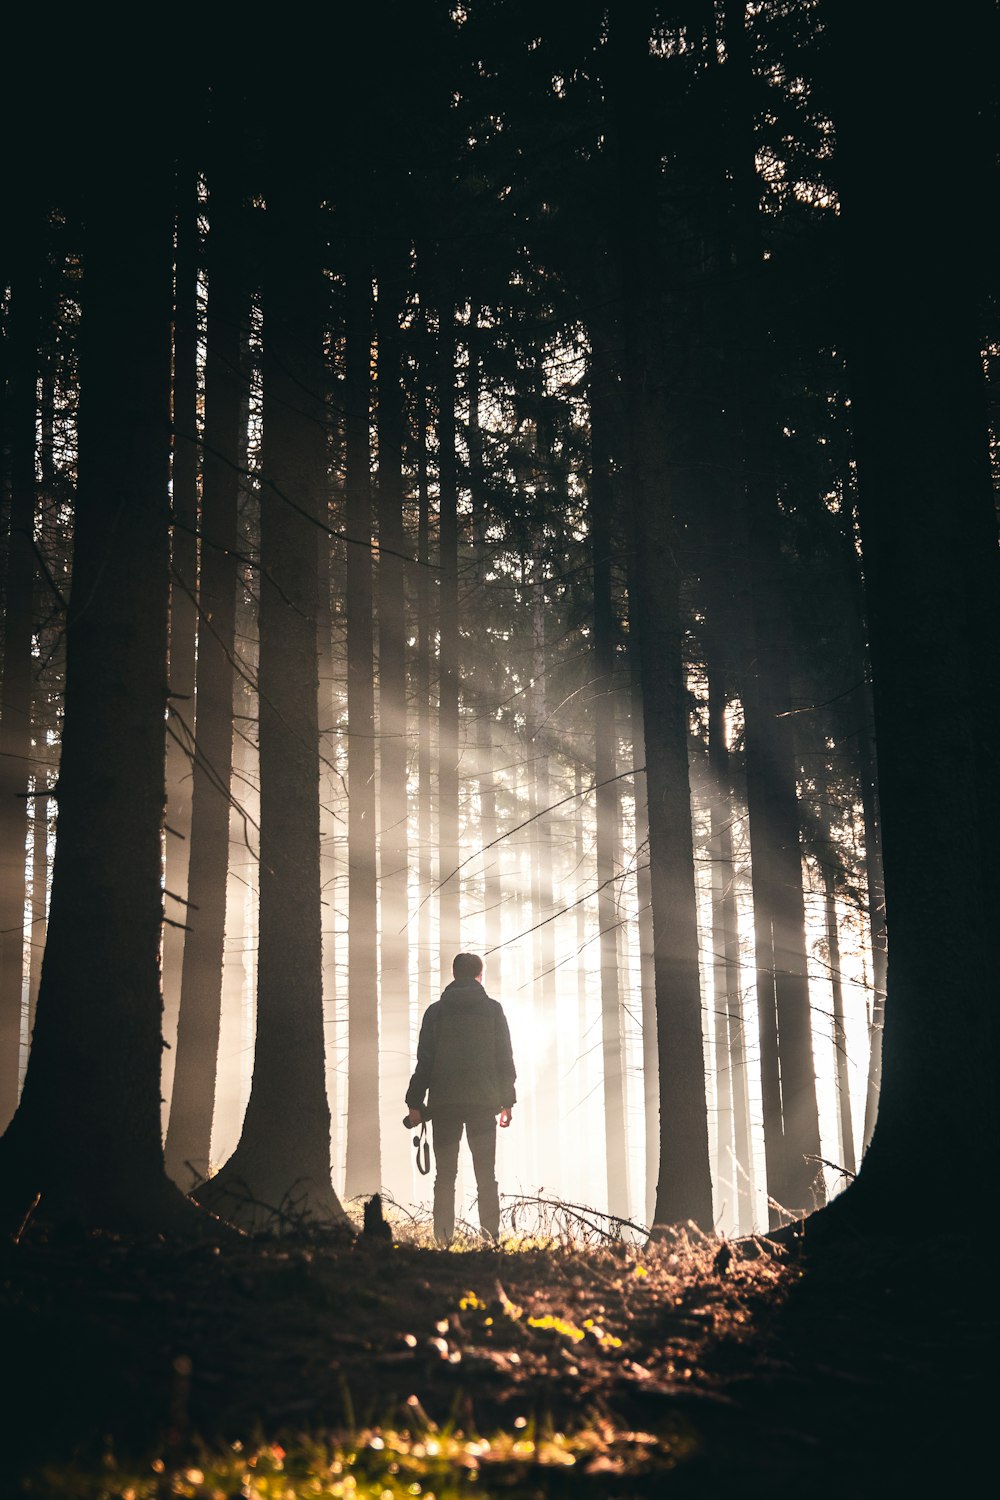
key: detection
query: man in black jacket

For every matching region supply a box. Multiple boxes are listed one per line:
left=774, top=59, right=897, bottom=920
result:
left=404, top=952, right=516, bottom=1244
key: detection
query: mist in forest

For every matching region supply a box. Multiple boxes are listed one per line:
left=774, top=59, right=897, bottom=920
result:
left=2, top=10, right=997, bottom=1495
left=16, top=0, right=981, bottom=1247
left=188, top=511, right=876, bottom=1238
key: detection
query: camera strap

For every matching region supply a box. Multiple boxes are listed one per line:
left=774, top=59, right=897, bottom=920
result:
left=413, top=1121, right=431, bottom=1176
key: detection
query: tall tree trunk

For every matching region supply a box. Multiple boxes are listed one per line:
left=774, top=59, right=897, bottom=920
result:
left=855, top=680, right=887, bottom=1153
left=611, top=6, right=714, bottom=1230
left=415, top=327, right=434, bottom=1004
left=742, top=589, right=823, bottom=1219
left=214, top=382, right=260, bottom=1170
left=213, top=677, right=255, bottom=1167
left=468, top=314, right=503, bottom=959
left=343, top=242, right=380, bottom=1199
left=743, top=712, right=785, bottom=1225
left=198, top=181, right=343, bottom=1226
left=27, top=794, right=49, bottom=1037
left=318, top=410, right=341, bottom=1185
left=521, top=601, right=541, bottom=1152
left=722, top=0, right=824, bottom=1222
left=161, top=163, right=200, bottom=1102
left=0, top=134, right=199, bottom=1233
left=829, top=1, right=1000, bottom=1227
left=590, top=355, right=628, bottom=1217
left=28, top=361, right=57, bottom=1034
left=437, top=309, right=461, bottom=970
left=822, top=493, right=887, bottom=1154
left=822, top=856, right=856, bottom=1178
left=530, top=581, right=561, bottom=1177
left=726, top=863, right=755, bottom=1234
left=376, top=256, right=412, bottom=1196
left=573, top=762, right=590, bottom=1202
left=707, top=669, right=734, bottom=1224
left=627, top=457, right=713, bottom=1229
left=0, top=215, right=41, bottom=1128
left=164, top=169, right=245, bottom=1187
left=475, top=703, right=501, bottom=955
left=629, top=632, right=659, bottom=1228
left=707, top=663, right=754, bottom=1231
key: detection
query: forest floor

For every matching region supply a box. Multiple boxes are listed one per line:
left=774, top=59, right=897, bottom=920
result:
left=3, top=1199, right=991, bottom=1498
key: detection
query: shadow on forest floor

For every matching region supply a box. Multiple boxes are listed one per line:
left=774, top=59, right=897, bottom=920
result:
left=3, top=1202, right=992, bottom=1497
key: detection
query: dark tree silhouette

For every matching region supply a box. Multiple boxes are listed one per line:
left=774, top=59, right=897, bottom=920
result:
left=376, top=251, right=413, bottom=1197
left=0, top=125, right=202, bottom=1233
left=589, top=329, right=628, bottom=1218
left=165, top=144, right=247, bottom=1187
left=610, top=4, right=714, bottom=1230
left=436, top=306, right=462, bottom=971
left=198, top=178, right=345, bottom=1228
left=825, top=1, right=1000, bottom=1229
left=0, top=206, right=41, bottom=1129
left=343, top=236, right=381, bottom=1201
left=5, top=1, right=993, bottom=1242
left=160, top=158, right=201, bottom=1098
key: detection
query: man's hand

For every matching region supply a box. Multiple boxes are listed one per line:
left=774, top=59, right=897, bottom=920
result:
left=499, top=1106, right=512, bottom=1129
left=404, top=1107, right=423, bottom=1128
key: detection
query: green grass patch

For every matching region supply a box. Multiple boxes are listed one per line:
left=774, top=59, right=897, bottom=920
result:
left=23, top=1414, right=695, bottom=1498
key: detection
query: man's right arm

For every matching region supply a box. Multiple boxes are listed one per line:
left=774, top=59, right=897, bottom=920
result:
left=405, top=1004, right=438, bottom=1115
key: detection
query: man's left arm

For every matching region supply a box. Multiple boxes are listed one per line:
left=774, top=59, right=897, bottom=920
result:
left=495, top=1005, right=517, bottom=1110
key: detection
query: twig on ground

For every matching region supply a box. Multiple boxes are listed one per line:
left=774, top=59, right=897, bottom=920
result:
left=501, top=1193, right=649, bottom=1244
left=13, top=1193, right=41, bottom=1245
left=805, top=1154, right=858, bottom=1182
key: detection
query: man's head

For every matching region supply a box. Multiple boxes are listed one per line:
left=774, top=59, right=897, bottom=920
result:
left=452, top=951, right=484, bottom=983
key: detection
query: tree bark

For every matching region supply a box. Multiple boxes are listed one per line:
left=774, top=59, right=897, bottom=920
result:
left=854, top=680, right=887, bottom=1154
left=707, top=668, right=737, bottom=1226
left=197, top=181, right=344, bottom=1227
left=376, top=255, right=412, bottom=1196
left=611, top=6, right=714, bottom=1230
left=826, top=0, right=1000, bottom=1227
left=27, top=794, right=49, bottom=1038
left=722, top=0, right=824, bottom=1222
left=343, top=242, right=381, bottom=1199
left=530, top=580, right=561, bottom=1177
left=590, top=351, right=628, bottom=1218
left=28, top=361, right=58, bottom=1034
left=415, top=322, right=434, bottom=1004
left=318, top=390, right=341, bottom=1185
left=702, top=573, right=756, bottom=1233
left=573, top=762, right=590, bottom=1202
left=161, top=162, right=200, bottom=1107
left=0, top=214, right=41, bottom=1127
left=742, top=575, right=824, bottom=1220
left=820, top=493, right=886, bottom=1154
left=628, top=622, right=659, bottom=1228
left=468, top=314, right=503, bottom=960
left=437, top=309, right=462, bottom=971
left=0, top=135, right=201, bottom=1233
left=213, top=674, right=256, bottom=1167
left=164, top=167, right=245, bottom=1187
left=822, top=856, right=856, bottom=1178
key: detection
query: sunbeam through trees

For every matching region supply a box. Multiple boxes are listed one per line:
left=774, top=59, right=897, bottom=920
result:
left=0, top=0, right=997, bottom=1342
left=1, top=2, right=998, bottom=1491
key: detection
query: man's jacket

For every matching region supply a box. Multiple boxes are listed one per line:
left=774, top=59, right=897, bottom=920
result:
left=405, top=979, right=517, bottom=1114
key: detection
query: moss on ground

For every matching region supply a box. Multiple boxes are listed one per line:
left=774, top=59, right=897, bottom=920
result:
left=3, top=1206, right=992, bottom=1496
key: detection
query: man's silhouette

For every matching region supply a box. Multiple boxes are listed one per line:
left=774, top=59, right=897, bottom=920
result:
left=404, top=952, right=516, bottom=1244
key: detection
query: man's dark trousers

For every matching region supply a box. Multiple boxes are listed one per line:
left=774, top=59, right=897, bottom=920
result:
left=431, top=1106, right=501, bottom=1242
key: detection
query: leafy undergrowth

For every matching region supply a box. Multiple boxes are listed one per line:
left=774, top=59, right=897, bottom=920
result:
left=2, top=1202, right=992, bottom=1497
